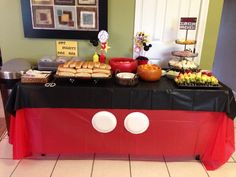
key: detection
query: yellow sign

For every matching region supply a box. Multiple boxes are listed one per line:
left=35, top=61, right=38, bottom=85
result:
left=56, top=41, right=78, bottom=57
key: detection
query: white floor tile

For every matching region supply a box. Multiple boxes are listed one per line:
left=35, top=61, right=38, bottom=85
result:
left=232, top=151, right=236, bottom=162
left=0, top=159, right=19, bottom=177
left=95, top=154, right=129, bottom=160
left=0, top=93, right=5, bottom=118
left=51, top=155, right=93, bottom=177
left=92, top=159, right=130, bottom=177
left=131, top=160, right=169, bottom=177
left=208, top=163, right=236, bottom=177
left=167, top=161, right=208, bottom=177
left=234, top=129, right=236, bottom=142
left=0, top=131, right=6, bottom=140
left=3, top=132, right=8, bottom=139
left=0, top=131, right=7, bottom=139
left=228, top=157, right=235, bottom=163
left=27, top=154, right=59, bottom=160
left=11, top=157, right=57, bottom=177
left=0, top=138, right=13, bottom=158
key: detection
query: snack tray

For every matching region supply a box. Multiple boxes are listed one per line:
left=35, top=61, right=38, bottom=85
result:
left=54, top=74, right=112, bottom=81
left=165, top=74, right=177, bottom=80
left=171, top=51, right=198, bottom=58
left=21, top=74, right=51, bottom=84
left=168, top=65, right=199, bottom=72
left=175, top=83, right=222, bottom=89
left=175, top=40, right=197, bottom=45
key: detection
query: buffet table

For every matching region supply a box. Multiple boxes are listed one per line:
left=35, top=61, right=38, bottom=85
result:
left=6, top=77, right=236, bottom=170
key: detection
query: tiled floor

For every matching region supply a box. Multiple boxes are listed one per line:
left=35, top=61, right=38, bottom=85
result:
left=0, top=94, right=6, bottom=137
left=0, top=126, right=236, bottom=177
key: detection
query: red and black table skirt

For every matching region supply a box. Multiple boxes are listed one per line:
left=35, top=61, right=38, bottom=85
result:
left=6, top=77, right=236, bottom=170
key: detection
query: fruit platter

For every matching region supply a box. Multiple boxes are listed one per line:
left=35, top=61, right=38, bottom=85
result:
left=174, top=70, right=221, bottom=88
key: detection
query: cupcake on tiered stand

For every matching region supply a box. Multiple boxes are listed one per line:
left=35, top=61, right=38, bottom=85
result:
left=169, top=39, right=199, bottom=72
left=169, top=17, right=199, bottom=72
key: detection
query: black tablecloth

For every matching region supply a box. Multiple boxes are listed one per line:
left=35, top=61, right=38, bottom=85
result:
left=6, top=77, right=236, bottom=119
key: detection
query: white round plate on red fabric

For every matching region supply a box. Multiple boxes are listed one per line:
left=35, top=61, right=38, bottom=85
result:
left=124, top=112, right=149, bottom=134
left=92, top=111, right=117, bottom=133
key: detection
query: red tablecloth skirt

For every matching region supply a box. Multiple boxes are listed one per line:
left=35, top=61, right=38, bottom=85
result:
left=9, top=108, right=235, bottom=170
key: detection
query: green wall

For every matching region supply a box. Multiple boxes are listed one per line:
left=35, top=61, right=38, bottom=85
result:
left=200, top=0, right=224, bottom=69
left=0, top=0, right=135, bottom=64
left=0, top=0, right=223, bottom=70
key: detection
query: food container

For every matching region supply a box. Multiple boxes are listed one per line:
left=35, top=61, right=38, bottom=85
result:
left=38, top=56, right=70, bottom=71
left=137, top=64, right=162, bottom=82
left=21, top=70, right=52, bottom=84
left=115, top=72, right=139, bottom=86
left=136, top=56, right=149, bottom=65
left=109, top=58, right=138, bottom=73
left=165, top=70, right=180, bottom=79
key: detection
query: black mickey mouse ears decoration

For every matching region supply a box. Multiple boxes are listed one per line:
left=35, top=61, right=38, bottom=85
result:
left=144, top=44, right=152, bottom=51
left=90, top=39, right=99, bottom=47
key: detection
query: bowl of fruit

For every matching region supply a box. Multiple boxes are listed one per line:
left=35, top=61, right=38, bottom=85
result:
left=137, top=64, right=162, bottom=81
left=109, top=58, right=138, bottom=73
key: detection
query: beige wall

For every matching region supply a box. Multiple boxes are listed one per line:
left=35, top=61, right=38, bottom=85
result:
left=0, top=0, right=223, bottom=70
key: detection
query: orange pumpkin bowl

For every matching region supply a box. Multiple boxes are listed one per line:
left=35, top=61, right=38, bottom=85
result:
left=137, top=64, right=162, bottom=81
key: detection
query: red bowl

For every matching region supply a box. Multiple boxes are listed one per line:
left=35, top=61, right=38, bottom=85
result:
left=109, top=58, right=138, bottom=73
left=137, top=60, right=148, bottom=65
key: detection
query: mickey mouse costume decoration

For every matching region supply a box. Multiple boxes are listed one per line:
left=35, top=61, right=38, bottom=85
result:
left=143, top=43, right=152, bottom=51
left=134, top=32, right=152, bottom=65
left=90, top=39, right=99, bottom=47
left=90, top=30, right=111, bottom=63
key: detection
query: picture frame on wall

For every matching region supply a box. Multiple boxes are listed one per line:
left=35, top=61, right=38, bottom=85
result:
left=31, top=0, right=54, bottom=5
left=78, top=0, right=97, bottom=5
left=20, top=0, right=107, bottom=39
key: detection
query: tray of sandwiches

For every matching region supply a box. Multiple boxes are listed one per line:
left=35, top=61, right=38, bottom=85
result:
left=55, top=60, right=112, bottom=80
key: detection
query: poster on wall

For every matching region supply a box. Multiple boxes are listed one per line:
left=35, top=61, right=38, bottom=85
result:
left=20, top=0, right=107, bottom=39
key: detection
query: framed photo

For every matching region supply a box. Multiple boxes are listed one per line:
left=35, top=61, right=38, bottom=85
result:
left=77, top=7, right=98, bottom=30
left=54, top=0, right=75, bottom=6
left=32, top=6, right=55, bottom=28
left=21, top=0, right=107, bottom=39
left=78, top=0, right=96, bottom=5
left=54, top=6, right=77, bottom=30
left=31, top=0, right=54, bottom=5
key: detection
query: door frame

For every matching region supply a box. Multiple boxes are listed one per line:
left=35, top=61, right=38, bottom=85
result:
left=133, top=0, right=210, bottom=65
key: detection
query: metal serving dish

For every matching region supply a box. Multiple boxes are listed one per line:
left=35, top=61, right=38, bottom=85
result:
left=115, top=72, right=139, bottom=86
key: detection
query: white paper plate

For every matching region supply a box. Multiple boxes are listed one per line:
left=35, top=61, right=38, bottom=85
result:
left=124, top=112, right=149, bottom=134
left=92, top=111, right=117, bottom=133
